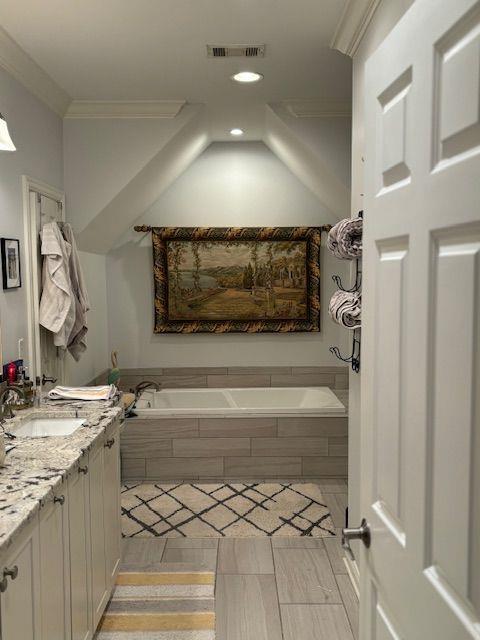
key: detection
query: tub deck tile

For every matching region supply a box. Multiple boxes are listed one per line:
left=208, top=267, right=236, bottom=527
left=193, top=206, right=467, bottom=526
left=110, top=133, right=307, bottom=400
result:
left=173, top=438, right=250, bottom=458
left=278, top=417, right=348, bottom=438
left=206, top=375, right=271, bottom=388
left=302, top=457, right=348, bottom=479
left=252, top=437, right=328, bottom=457
left=199, top=417, right=277, bottom=438
left=146, top=458, right=224, bottom=479
left=224, top=457, right=302, bottom=478
left=124, top=418, right=199, bottom=439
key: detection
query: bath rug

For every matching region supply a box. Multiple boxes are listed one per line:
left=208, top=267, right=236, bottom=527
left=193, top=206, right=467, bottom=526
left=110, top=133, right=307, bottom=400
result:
left=96, top=568, right=215, bottom=639
left=121, top=483, right=335, bottom=538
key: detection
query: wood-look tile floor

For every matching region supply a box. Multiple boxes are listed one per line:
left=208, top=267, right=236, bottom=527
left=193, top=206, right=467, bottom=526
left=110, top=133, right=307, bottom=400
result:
left=123, top=482, right=358, bottom=640
left=214, top=487, right=358, bottom=640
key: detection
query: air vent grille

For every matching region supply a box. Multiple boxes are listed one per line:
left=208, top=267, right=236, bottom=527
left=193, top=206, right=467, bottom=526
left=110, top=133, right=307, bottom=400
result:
left=207, top=44, right=265, bottom=58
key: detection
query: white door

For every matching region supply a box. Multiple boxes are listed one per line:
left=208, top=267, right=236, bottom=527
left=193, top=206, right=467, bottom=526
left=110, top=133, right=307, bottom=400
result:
left=360, top=0, right=480, bottom=638
left=37, top=194, right=66, bottom=388
left=24, top=181, right=65, bottom=389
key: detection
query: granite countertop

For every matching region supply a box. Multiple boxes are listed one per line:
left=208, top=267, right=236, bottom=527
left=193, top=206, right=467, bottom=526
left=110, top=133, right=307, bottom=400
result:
left=0, top=400, right=122, bottom=558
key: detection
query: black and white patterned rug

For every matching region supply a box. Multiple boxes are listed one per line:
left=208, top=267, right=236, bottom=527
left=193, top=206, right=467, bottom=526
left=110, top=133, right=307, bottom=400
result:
left=121, top=482, right=335, bottom=538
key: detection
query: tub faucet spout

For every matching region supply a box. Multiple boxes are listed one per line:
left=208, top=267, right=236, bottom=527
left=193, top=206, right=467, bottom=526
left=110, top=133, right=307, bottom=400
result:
left=133, top=380, right=161, bottom=400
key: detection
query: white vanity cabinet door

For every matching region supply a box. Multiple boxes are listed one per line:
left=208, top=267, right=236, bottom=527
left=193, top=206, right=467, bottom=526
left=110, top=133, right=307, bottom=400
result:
left=103, top=424, right=121, bottom=588
left=68, top=460, right=92, bottom=640
left=88, top=442, right=108, bottom=629
left=39, top=491, right=71, bottom=640
left=0, top=519, right=41, bottom=640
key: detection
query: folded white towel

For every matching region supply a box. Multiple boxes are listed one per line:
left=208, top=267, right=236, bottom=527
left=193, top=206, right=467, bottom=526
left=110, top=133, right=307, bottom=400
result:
left=48, top=385, right=117, bottom=401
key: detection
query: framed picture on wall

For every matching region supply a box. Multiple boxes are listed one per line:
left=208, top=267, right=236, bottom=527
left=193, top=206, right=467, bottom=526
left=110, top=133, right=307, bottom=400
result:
left=1, top=238, right=22, bottom=290
left=137, top=226, right=322, bottom=333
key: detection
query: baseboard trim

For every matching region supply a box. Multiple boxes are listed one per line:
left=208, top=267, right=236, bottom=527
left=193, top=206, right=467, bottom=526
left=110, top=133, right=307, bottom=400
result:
left=343, top=553, right=360, bottom=599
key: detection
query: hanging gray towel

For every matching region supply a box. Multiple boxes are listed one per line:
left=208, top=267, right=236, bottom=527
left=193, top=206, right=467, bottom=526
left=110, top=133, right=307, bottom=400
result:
left=328, top=290, right=361, bottom=329
left=39, top=221, right=75, bottom=349
left=327, top=218, right=363, bottom=260
left=62, top=223, right=90, bottom=361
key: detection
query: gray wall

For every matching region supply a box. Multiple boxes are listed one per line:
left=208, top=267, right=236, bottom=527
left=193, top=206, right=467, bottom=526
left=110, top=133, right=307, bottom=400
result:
left=0, top=67, right=110, bottom=385
left=106, top=141, right=351, bottom=369
left=0, top=67, right=63, bottom=365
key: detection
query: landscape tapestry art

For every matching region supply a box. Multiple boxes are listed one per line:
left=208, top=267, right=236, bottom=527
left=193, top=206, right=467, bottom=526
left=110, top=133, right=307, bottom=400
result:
left=137, top=227, right=322, bottom=333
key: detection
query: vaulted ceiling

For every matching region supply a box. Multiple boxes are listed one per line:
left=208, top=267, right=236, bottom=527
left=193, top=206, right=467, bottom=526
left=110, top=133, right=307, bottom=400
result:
left=0, top=0, right=352, bottom=139
left=0, top=0, right=374, bottom=253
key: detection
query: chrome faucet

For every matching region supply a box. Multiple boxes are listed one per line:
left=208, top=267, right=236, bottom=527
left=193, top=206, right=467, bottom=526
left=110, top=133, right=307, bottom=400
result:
left=133, top=380, right=160, bottom=400
left=0, top=386, right=27, bottom=420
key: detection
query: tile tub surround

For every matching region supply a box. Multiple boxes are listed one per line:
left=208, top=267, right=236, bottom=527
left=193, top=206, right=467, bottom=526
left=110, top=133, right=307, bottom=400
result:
left=0, top=401, right=122, bottom=557
left=121, top=413, right=348, bottom=481
left=92, top=365, right=349, bottom=392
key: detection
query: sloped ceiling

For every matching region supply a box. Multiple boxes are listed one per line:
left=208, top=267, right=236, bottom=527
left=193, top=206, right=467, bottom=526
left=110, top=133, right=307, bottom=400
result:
left=76, top=106, right=210, bottom=253
left=264, top=105, right=351, bottom=223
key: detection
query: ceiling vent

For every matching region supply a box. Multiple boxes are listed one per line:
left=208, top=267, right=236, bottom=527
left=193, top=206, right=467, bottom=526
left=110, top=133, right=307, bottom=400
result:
left=206, top=44, right=265, bottom=58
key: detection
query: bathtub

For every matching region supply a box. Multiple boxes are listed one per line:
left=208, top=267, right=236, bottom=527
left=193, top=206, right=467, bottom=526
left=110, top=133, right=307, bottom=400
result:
left=134, top=386, right=345, bottom=418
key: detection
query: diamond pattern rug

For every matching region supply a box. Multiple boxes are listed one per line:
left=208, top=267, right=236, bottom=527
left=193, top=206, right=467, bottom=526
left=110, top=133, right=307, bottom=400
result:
left=121, top=483, right=335, bottom=538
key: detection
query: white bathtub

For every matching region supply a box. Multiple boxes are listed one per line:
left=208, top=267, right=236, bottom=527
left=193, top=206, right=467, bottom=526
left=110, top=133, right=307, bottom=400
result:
left=134, top=386, right=345, bottom=418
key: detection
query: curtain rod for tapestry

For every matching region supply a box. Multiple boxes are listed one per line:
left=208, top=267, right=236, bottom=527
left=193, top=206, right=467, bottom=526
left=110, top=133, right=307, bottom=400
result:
left=133, top=225, right=333, bottom=233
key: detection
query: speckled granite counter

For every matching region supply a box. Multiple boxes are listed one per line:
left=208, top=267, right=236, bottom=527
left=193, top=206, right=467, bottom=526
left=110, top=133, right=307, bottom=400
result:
left=0, top=400, right=122, bottom=558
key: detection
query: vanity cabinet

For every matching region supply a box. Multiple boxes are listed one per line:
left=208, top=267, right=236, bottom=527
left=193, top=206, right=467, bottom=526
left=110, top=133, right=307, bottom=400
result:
left=103, top=431, right=121, bottom=587
left=39, top=489, right=71, bottom=640
left=0, top=418, right=121, bottom=640
left=0, top=521, right=41, bottom=640
left=68, top=454, right=92, bottom=640
left=89, top=441, right=108, bottom=629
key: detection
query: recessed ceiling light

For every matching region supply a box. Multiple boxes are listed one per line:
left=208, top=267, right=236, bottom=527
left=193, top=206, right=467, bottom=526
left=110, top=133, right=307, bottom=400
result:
left=231, top=71, right=263, bottom=84
left=230, top=128, right=244, bottom=136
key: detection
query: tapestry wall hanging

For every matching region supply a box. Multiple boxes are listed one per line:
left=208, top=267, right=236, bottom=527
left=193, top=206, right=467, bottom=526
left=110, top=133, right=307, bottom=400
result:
left=136, top=226, right=322, bottom=333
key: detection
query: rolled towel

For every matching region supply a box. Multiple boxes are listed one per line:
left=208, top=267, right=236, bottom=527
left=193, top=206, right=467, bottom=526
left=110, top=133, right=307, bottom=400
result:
left=327, top=218, right=363, bottom=260
left=329, top=290, right=361, bottom=329
left=48, top=385, right=117, bottom=401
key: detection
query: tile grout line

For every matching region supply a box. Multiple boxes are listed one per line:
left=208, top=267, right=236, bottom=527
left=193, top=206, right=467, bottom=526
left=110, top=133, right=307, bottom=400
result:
left=271, top=538, right=286, bottom=640
left=334, top=573, right=358, bottom=640
left=323, top=526, right=358, bottom=640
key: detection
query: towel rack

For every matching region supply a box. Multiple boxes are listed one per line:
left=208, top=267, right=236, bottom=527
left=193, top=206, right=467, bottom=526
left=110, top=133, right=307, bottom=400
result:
left=329, top=211, right=363, bottom=373
left=330, top=327, right=361, bottom=373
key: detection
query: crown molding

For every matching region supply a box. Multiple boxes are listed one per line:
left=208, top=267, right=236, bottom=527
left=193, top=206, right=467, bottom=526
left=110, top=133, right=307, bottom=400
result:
left=282, top=99, right=351, bottom=118
left=0, top=27, right=71, bottom=116
left=331, top=0, right=382, bottom=57
left=64, top=100, right=186, bottom=119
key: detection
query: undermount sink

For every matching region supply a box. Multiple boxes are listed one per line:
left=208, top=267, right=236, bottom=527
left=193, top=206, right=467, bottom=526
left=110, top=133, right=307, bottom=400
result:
left=14, top=417, right=86, bottom=438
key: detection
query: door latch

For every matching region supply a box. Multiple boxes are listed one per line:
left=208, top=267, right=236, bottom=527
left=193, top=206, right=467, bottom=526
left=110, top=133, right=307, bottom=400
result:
left=342, top=518, right=371, bottom=559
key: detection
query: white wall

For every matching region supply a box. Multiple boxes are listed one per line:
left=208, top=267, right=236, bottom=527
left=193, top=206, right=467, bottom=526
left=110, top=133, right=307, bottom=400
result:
left=64, top=251, right=109, bottom=385
left=0, top=68, right=110, bottom=384
left=107, top=141, right=350, bottom=368
left=347, top=0, right=415, bottom=542
left=269, top=105, right=352, bottom=190
left=63, top=105, right=202, bottom=234
left=0, top=67, right=63, bottom=366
